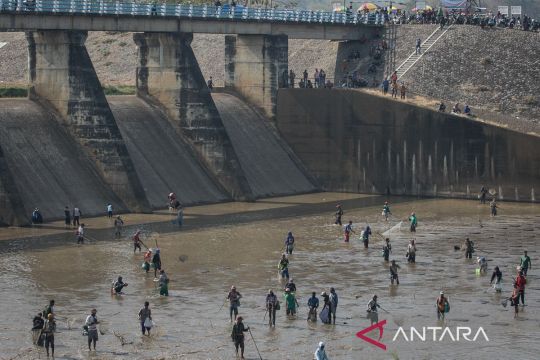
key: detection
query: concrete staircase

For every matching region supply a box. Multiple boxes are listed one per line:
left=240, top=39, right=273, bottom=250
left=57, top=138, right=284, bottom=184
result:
left=396, top=24, right=453, bottom=79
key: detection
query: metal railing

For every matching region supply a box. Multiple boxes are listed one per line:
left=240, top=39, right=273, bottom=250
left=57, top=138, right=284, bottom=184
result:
left=0, top=0, right=384, bottom=25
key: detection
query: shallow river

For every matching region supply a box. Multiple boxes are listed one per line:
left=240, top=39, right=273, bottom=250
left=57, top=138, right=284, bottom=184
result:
left=0, top=193, right=539, bottom=360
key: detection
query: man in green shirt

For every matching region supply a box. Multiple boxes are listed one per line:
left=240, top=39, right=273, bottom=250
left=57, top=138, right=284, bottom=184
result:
left=284, top=288, right=299, bottom=317
left=520, top=251, right=532, bottom=276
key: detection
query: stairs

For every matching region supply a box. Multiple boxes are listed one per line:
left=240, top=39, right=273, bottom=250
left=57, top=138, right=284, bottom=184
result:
left=395, top=24, right=453, bottom=79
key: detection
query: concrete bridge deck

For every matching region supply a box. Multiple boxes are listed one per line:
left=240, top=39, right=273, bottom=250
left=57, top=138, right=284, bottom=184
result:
left=0, top=0, right=382, bottom=39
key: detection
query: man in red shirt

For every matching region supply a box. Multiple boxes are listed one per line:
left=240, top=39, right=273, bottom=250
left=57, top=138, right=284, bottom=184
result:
left=515, top=270, right=527, bottom=305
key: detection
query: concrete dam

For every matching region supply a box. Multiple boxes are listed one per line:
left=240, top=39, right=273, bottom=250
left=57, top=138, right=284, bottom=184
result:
left=0, top=93, right=317, bottom=226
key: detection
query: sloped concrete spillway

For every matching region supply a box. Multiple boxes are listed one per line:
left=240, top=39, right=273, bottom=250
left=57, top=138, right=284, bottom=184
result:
left=108, top=96, right=229, bottom=208
left=212, top=92, right=316, bottom=197
left=0, top=99, right=126, bottom=220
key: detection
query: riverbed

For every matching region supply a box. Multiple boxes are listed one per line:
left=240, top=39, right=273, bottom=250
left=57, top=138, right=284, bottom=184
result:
left=0, top=193, right=538, bottom=360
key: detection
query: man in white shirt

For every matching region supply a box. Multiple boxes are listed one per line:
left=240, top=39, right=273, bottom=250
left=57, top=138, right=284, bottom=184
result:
left=85, top=309, right=99, bottom=351
left=77, top=224, right=85, bottom=244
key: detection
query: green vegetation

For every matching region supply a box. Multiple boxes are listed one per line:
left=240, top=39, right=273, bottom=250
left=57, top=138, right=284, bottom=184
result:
left=0, top=85, right=136, bottom=97
left=0, top=86, right=28, bottom=98
left=103, top=85, right=137, bottom=95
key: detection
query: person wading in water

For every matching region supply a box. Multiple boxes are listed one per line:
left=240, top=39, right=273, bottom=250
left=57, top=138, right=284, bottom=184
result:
left=307, top=292, right=319, bottom=322
left=227, top=286, right=242, bottom=322
left=390, top=260, right=400, bottom=285
left=335, top=205, right=343, bottom=226
left=285, top=231, right=295, bottom=255
left=436, top=291, right=449, bottom=320
left=265, top=290, right=278, bottom=327
left=383, top=238, right=392, bottom=261
left=231, top=316, right=249, bottom=359
left=344, top=221, right=355, bottom=243
left=465, top=238, right=474, bottom=259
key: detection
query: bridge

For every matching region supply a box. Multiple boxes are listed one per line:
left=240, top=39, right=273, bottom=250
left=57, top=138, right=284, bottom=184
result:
left=0, top=0, right=382, bottom=39
left=0, top=1, right=385, bottom=220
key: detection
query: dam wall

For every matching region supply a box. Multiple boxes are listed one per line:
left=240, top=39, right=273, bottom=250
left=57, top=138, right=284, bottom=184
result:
left=109, top=96, right=229, bottom=207
left=275, top=89, right=540, bottom=201
left=0, top=99, right=127, bottom=223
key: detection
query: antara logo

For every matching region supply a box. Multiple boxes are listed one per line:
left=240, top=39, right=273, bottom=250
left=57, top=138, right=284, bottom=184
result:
left=356, top=321, right=489, bottom=351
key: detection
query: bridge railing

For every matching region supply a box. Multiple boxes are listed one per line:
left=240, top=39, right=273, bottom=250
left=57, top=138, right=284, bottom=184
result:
left=0, top=0, right=384, bottom=26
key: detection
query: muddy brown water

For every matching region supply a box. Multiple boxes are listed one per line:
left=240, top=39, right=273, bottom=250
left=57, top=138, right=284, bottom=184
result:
left=0, top=194, right=539, bottom=360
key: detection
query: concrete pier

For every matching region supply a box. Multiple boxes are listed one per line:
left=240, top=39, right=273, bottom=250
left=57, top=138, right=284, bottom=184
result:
left=26, top=30, right=150, bottom=212
left=225, top=34, right=288, bottom=119
left=134, top=32, right=253, bottom=200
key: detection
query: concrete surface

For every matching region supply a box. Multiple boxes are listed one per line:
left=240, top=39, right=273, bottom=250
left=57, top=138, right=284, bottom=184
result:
left=212, top=92, right=316, bottom=198
left=134, top=32, right=253, bottom=200
left=276, top=89, right=540, bottom=201
left=108, top=96, right=229, bottom=208
left=0, top=99, right=127, bottom=222
left=225, top=34, right=288, bottom=119
left=27, top=30, right=151, bottom=212
left=0, top=13, right=378, bottom=40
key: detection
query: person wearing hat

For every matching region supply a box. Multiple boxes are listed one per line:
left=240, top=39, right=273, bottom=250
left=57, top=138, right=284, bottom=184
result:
left=278, top=254, right=290, bottom=280
left=284, top=288, right=299, bottom=317
left=367, top=295, right=380, bottom=325
left=307, top=292, right=319, bottom=322
left=409, top=212, right=417, bottom=232
left=42, top=313, right=56, bottom=357
left=315, top=341, right=329, bottom=360
left=335, top=204, right=343, bottom=226
left=390, top=260, right=400, bottom=285
left=85, top=308, right=99, bottom=351
left=382, top=201, right=391, bottom=221
left=112, top=276, right=128, bottom=295
left=231, top=316, right=249, bottom=359
left=515, top=270, right=527, bottom=305
left=143, top=248, right=152, bottom=273
left=132, top=230, right=143, bottom=253
left=265, top=289, right=278, bottom=326
left=158, top=270, right=169, bottom=296
left=114, top=215, right=124, bottom=238
left=227, top=286, right=242, bottom=322
left=436, top=291, right=449, bottom=320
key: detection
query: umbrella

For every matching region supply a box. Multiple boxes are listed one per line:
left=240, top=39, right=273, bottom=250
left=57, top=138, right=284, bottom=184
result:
left=358, top=3, right=379, bottom=12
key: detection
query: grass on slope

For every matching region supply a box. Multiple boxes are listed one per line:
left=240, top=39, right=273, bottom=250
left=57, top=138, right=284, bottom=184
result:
left=0, top=85, right=136, bottom=98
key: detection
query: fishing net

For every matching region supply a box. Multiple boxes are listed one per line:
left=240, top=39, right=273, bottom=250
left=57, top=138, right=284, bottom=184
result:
left=382, top=221, right=403, bottom=237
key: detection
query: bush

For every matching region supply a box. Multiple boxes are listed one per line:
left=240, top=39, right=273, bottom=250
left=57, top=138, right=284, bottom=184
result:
left=103, top=85, right=136, bottom=95
left=0, top=87, right=27, bottom=98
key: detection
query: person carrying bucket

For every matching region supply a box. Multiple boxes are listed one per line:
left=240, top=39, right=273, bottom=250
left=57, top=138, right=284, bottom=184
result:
left=436, top=291, right=450, bottom=320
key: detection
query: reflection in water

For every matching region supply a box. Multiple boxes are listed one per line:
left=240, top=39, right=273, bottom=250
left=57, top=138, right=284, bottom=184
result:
left=0, top=194, right=539, bottom=359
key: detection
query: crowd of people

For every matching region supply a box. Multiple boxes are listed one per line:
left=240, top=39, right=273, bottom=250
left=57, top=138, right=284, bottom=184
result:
left=377, top=6, right=539, bottom=32
left=27, top=186, right=533, bottom=359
